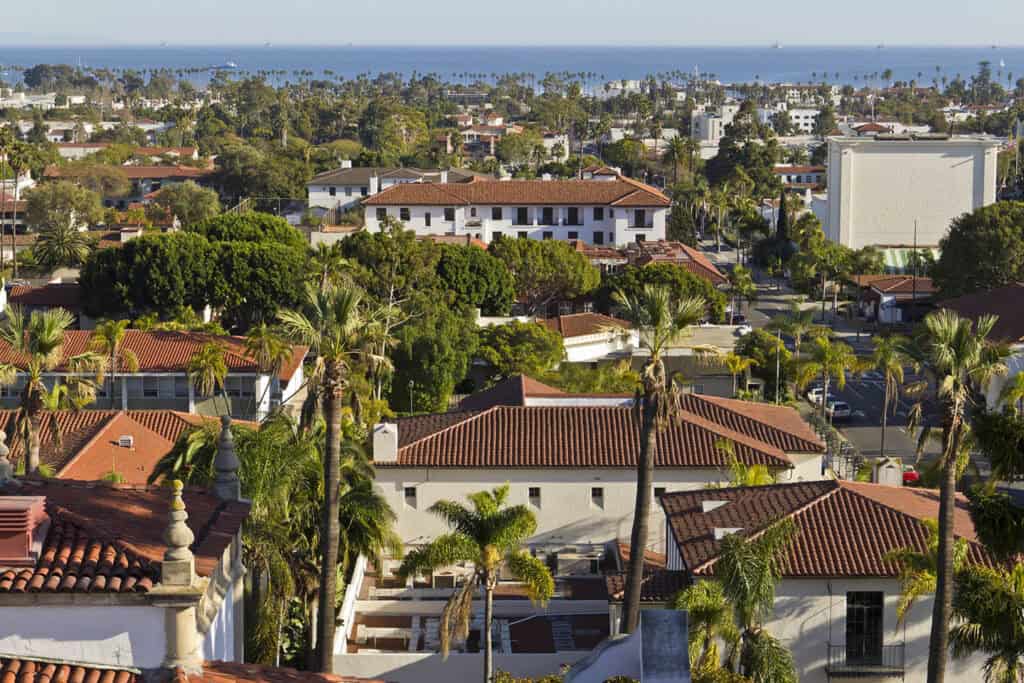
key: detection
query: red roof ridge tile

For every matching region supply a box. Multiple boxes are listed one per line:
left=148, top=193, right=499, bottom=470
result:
left=397, top=405, right=502, bottom=455
left=684, top=394, right=824, bottom=453
left=675, top=408, right=792, bottom=468
left=55, top=412, right=174, bottom=480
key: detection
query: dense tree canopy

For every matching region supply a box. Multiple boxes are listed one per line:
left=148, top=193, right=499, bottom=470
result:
left=477, top=320, right=565, bottom=384
left=152, top=181, right=221, bottom=228
left=932, top=202, right=1024, bottom=298
left=488, top=237, right=600, bottom=315
left=599, top=263, right=728, bottom=322
left=436, top=244, right=516, bottom=316
left=390, top=305, right=479, bottom=413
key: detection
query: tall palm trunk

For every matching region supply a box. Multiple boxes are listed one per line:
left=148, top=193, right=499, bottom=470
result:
left=316, top=370, right=343, bottom=671
left=927, top=411, right=962, bottom=683
left=821, top=373, right=830, bottom=423
left=879, top=378, right=889, bottom=458
left=10, top=180, right=18, bottom=279
left=621, top=374, right=660, bottom=634
left=484, top=579, right=495, bottom=683
left=27, top=413, right=42, bottom=474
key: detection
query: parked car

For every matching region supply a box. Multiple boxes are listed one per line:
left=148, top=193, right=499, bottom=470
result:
left=806, top=386, right=826, bottom=404
left=903, top=466, right=920, bottom=485
left=735, top=324, right=753, bottom=336
left=731, top=314, right=747, bottom=325
left=826, top=399, right=852, bottom=421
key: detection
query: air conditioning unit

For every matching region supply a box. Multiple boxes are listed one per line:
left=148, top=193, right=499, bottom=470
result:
left=432, top=573, right=457, bottom=589
left=118, top=435, right=134, bottom=449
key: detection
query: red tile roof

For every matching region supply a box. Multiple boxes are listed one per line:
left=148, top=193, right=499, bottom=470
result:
left=605, top=569, right=687, bottom=602
left=0, top=478, right=249, bottom=593
left=541, top=313, right=631, bottom=339
left=0, top=331, right=306, bottom=382
left=384, top=404, right=797, bottom=469
left=363, top=178, right=670, bottom=207
left=0, top=658, right=136, bottom=683
left=625, top=241, right=728, bottom=286
left=868, top=276, right=936, bottom=295
left=458, top=374, right=566, bottom=411
left=678, top=394, right=824, bottom=453
left=772, top=165, right=826, bottom=174
left=8, top=283, right=82, bottom=311
left=0, top=659, right=383, bottom=683
left=174, top=661, right=385, bottom=683
left=662, top=480, right=993, bottom=580
left=940, top=283, right=1024, bottom=343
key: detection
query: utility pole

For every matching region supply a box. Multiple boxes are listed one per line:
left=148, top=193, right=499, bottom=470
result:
left=775, top=327, right=782, bottom=405
left=911, top=219, right=918, bottom=323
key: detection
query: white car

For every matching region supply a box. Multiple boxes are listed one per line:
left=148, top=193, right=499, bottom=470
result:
left=826, top=400, right=852, bottom=420
left=806, top=386, right=826, bottom=404
left=735, top=324, right=753, bottom=336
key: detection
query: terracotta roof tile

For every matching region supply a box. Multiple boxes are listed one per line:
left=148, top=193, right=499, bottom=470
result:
left=868, top=276, right=936, bottom=295
left=605, top=569, right=687, bottom=602
left=679, top=394, right=825, bottom=453
left=625, top=241, right=728, bottom=286
left=661, top=481, right=994, bottom=580
left=385, top=405, right=795, bottom=469
left=0, top=658, right=138, bottom=683
left=0, top=479, right=249, bottom=591
left=541, top=313, right=631, bottom=339
left=8, top=283, right=82, bottom=310
left=178, top=661, right=385, bottom=683
left=458, top=374, right=565, bottom=411
left=0, top=331, right=306, bottom=383
left=940, top=283, right=1024, bottom=343
left=363, top=178, right=670, bottom=207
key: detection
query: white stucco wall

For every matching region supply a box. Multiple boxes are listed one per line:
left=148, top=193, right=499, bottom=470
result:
left=985, top=345, right=1024, bottom=410
left=0, top=605, right=167, bottom=668
left=335, top=652, right=583, bottom=683
left=203, top=578, right=236, bottom=662
left=825, top=137, right=1000, bottom=249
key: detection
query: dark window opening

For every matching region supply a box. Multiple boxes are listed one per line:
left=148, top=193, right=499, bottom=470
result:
left=846, top=592, right=884, bottom=666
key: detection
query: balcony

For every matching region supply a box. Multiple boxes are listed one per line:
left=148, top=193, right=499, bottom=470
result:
left=826, top=642, right=905, bottom=678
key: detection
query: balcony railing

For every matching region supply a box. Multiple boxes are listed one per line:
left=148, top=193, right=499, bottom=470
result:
left=826, top=642, right=905, bottom=678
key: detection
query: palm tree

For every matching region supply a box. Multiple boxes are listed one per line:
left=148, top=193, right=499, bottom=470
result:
left=188, top=341, right=229, bottom=416
left=278, top=283, right=389, bottom=672
left=795, top=336, right=858, bottom=422
left=33, top=223, right=94, bottom=268
left=868, top=335, right=909, bottom=458
left=900, top=310, right=1010, bottom=683
left=998, top=372, right=1024, bottom=414
left=243, top=322, right=292, bottom=418
left=89, top=319, right=138, bottom=409
left=397, top=485, right=554, bottom=683
left=716, top=518, right=799, bottom=681
left=709, top=440, right=776, bottom=488
left=885, top=518, right=968, bottom=626
left=950, top=563, right=1024, bottom=683
left=664, top=135, right=687, bottom=184
left=721, top=353, right=756, bottom=397
left=613, top=284, right=706, bottom=634
left=6, top=141, right=34, bottom=279
left=673, top=580, right=740, bottom=675
left=309, top=242, right=351, bottom=292
left=0, top=307, right=105, bottom=473
left=766, top=299, right=821, bottom=359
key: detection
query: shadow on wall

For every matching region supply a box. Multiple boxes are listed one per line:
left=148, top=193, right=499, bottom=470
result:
left=564, top=609, right=691, bottom=683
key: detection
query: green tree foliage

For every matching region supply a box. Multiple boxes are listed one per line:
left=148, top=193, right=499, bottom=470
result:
left=436, top=244, right=515, bottom=316
left=390, top=305, right=478, bottom=413
left=495, top=129, right=544, bottom=166
left=950, top=563, right=1024, bottom=683
left=213, top=240, right=307, bottom=330
left=477, top=320, right=565, bottom=384
left=488, top=238, right=600, bottom=315
left=600, top=263, right=727, bottom=323
left=24, top=180, right=103, bottom=234
left=932, top=202, right=1024, bottom=298
left=812, top=106, right=837, bottom=136
left=358, top=98, right=429, bottom=164
left=735, top=329, right=792, bottom=403
left=152, top=180, right=221, bottom=228
left=215, top=141, right=308, bottom=210
left=540, top=360, right=639, bottom=395
left=189, top=211, right=307, bottom=250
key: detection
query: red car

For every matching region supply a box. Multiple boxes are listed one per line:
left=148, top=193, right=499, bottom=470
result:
left=903, top=467, right=921, bottom=485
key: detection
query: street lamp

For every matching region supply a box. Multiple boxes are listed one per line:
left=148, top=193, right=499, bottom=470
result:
left=407, top=379, right=414, bottom=414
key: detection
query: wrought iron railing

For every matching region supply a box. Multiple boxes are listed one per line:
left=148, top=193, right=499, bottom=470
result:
left=826, top=642, right=905, bottom=678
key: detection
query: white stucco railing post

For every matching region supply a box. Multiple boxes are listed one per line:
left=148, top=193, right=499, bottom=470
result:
left=335, top=553, right=369, bottom=655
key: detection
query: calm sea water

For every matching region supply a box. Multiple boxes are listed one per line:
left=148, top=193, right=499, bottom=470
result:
left=1, top=45, right=1022, bottom=88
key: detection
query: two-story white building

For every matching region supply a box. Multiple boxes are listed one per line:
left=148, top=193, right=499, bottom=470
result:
left=363, top=177, right=670, bottom=246
left=307, top=163, right=487, bottom=211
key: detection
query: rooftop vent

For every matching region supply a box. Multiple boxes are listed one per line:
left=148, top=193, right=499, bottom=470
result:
left=0, top=496, right=47, bottom=566
left=701, top=500, right=729, bottom=513
left=118, top=435, right=135, bottom=449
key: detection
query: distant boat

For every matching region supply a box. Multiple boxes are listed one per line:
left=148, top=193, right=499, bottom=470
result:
left=876, top=43, right=885, bottom=49
left=1000, top=58, right=1006, bottom=68
left=212, top=61, right=239, bottom=70
left=772, top=42, right=783, bottom=49
left=264, top=41, right=272, bottom=48
left=160, top=41, right=168, bottom=47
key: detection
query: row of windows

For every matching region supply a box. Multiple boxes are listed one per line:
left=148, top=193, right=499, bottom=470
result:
left=377, top=206, right=618, bottom=225
left=327, top=185, right=369, bottom=198
left=488, top=230, right=648, bottom=245
left=1, top=375, right=256, bottom=400
left=402, top=485, right=669, bottom=510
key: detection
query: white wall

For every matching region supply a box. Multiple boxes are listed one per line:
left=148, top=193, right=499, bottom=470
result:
left=203, top=579, right=237, bottom=662
left=334, top=651, right=583, bottom=683
left=826, top=138, right=999, bottom=249
left=985, top=345, right=1024, bottom=410
left=0, top=605, right=167, bottom=668
left=562, top=330, right=639, bottom=363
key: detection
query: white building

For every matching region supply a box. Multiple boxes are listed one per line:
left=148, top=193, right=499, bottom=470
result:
left=787, top=107, right=821, bottom=134
left=690, top=103, right=740, bottom=144
left=307, top=163, right=487, bottom=211
left=541, top=313, right=639, bottom=363
left=371, top=386, right=825, bottom=555
left=363, top=177, right=670, bottom=247
left=824, top=135, right=1001, bottom=250
left=610, top=479, right=990, bottom=682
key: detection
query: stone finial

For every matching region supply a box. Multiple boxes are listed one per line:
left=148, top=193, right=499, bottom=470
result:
left=0, top=432, right=13, bottom=484
left=162, top=480, right=196, bottom=586
left=213, top=415, right=241, bottom=501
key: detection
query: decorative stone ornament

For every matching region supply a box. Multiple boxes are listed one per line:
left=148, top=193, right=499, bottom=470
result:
left=213, top=415, right=241, bottom=501
left=162, top=479, right=196, bottom=586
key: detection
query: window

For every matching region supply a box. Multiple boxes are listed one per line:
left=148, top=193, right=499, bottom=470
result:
left=492, top=231, right=502, bottom=240
left=399, top=208, right=410, bottom=222
left=376, top=208, right=387, bottom=221
left=404, top=486, right=417, bottom=508
left=591, top=487, right=604, bottom=509
left=174, top=376, right=189, bottom=398
left=492, top=207, right=503, bottom=220
left=568, top=231, right=578, bottom=240
left=529, top=487, right=541, bottom=508
left=345, top=186, right=353, bottom=197
left=567, top=207, right=580, bottom=225
left=424, top=212, right=431, bottom=227
left=593, top=207, right=604, bottom=221
left=654, top=487, right=666, bottom=498
left=609, top=209, right=615, bottom=218
left=518, top=231, right=528, bottom=239
left=589, top=559, right=601, bottom=574
left=636, top=234, right=646, bottom=243
left=846, top=592, right=884, bottom=666
left=143, top=376, right=159, bottom=398
left=634, top=209, right=647, bottom=227
left=593, top=231, right=604, bottom=245
left=470, top=207, right=477, bottom=218
left=542, top=231, right=553, bottom=240
left=541, top=207, right=554, bottom=224
left=515, top=207, right=529, bottom=225
left=360, top=186, right=368, bottom=196
left=225, top=376, right=243, bottom=398
left=329, top=186, right=337, bottom=197
left=444, top=207, right=455, bottom=222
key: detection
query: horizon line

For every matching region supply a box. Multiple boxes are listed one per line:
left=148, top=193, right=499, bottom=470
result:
left=2, top=41, right=1023, bottom=49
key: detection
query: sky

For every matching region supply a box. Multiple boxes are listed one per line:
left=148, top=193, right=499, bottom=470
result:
left=5, top=0, right=1024, bottom=46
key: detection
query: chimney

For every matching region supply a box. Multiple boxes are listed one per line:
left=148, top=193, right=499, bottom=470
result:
left=713, top=527, right=743, bottom=541
left=373, top=423, right=399, bottom=463
left=0, top=496, right=46, bottom=566
left=340, top=159, right=353, bottom=169
left=213, top=416, right=241, bottom=501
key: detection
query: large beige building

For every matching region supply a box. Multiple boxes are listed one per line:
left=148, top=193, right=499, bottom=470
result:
left=824, top=134, right=1001, bottom=250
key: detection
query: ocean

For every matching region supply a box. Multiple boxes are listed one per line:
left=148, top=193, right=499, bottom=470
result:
left=1, top=45, right=1022, bottom=88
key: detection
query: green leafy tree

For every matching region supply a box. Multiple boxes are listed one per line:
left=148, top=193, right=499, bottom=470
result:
left=600, top=263, right=727, bottom=323
left=795, top=336, right=859, bottom=422
left=885, top=519, right=968, bottom=626
left=278, top=284, right=390, bottom=671
left=735, top=329, right=791, bottom=403
left=0, top=307, right=105, bottom=473
left=152, top=180, right=221, bottom=228
left=188, top=341, right=229, bottom=415
left=189, top=211, right=307, bottom=251
left=477, top=321, right=564, bottom=385
left=900, top=310, right=1010, bottom=683
left=24, top=180, right=103, bottom=236
left=673, top=580, right=741, bottom=676
left=398, top=485, right=554, bottom=683
left=436, top=244, right=515, bottom=316
left=614, top=284, right=706, bottom=633
left=391, top=304, right=478, bottom=412
left=932, top=202, right=1024, bottom=298
left=868, top=335, right=910, bottom=458
left=488, top=238, right=600, bottom=315
left=728, top=265, right=757, bottom=322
